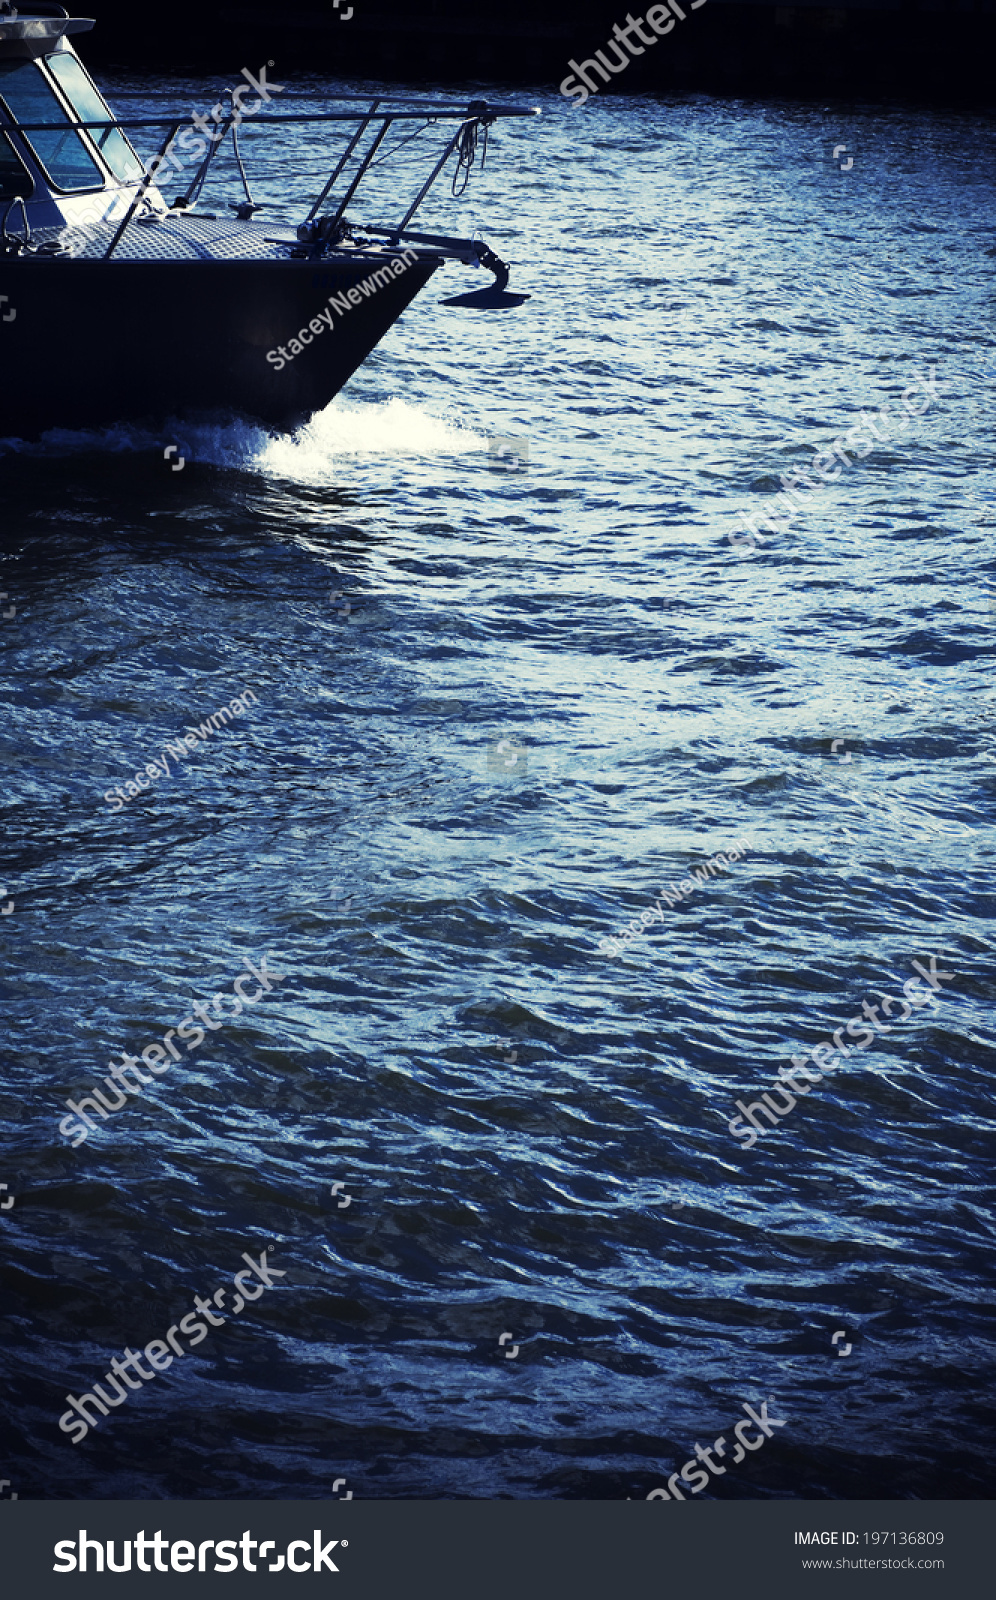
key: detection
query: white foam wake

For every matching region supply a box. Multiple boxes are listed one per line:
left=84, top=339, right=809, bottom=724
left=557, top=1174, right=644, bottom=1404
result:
left=0, top=397, right=485, bottom=483
left=258, top=397, right=484, bottom=484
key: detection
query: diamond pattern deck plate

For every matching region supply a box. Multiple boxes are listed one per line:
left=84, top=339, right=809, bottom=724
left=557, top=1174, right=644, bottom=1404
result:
left=29, top=213, right=298, bottom=262
left=23, top=215, right=407, bottom=267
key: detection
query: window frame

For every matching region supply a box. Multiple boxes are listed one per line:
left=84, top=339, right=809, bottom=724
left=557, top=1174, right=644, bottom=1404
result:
left=42, top=49, right=145, bottom=187
left=0, top=126, right=34, bottom=200
left=0, top=54, right=107, bottom=195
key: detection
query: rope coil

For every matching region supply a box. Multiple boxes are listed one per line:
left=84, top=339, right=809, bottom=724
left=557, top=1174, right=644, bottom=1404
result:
left=451, top=115, right=489, bottom=198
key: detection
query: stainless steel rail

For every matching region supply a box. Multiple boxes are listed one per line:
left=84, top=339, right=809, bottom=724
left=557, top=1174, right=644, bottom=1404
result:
left=4, top=101, right=540, bottom=257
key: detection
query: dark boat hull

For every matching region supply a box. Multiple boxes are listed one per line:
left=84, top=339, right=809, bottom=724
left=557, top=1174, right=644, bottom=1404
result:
left=0, top=254, right=440, bottom=439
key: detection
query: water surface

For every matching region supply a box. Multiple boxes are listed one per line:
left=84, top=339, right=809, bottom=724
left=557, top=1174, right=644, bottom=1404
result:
left=1, top=78, right=994, bottom=1500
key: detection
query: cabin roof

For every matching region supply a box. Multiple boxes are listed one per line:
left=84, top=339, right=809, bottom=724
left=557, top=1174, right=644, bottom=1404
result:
left=0, top=8, right=94, bottom=51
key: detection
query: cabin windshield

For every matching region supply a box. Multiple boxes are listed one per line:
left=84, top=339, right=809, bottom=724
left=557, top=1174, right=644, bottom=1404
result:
left=0, top=128, right=32, bottom=197
left=45, top=52, right=144, bottom=183
left=0, top=57, right=102, bottom=190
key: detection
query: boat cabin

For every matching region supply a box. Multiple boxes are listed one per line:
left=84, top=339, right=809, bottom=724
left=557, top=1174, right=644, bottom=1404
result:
left=0, top=2, right=159, bottom=233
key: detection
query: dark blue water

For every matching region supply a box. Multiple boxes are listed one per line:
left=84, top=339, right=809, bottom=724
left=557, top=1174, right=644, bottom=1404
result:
left=1, top=77, right=995, bottom=1501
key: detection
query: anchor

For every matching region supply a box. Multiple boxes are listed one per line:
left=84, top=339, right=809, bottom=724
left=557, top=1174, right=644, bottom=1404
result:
left=352, top=227, right=530, bottom=310
left=441, top=242, right=531, bottom=310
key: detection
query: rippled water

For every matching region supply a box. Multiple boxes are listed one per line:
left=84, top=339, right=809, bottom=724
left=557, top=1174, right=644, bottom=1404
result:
left=2, top=79, right=995, bottom=1501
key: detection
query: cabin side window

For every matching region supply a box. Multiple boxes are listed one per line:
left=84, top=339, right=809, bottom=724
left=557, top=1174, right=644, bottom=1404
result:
left=0, top=58, right=103, bottom=191
left=45, top=52, right=144, bottom=184
left=0, top=128, right=32, bottom=198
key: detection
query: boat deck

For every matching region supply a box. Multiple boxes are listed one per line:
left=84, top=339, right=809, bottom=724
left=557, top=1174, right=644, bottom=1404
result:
left=21, top=212, right=405, bottom=265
